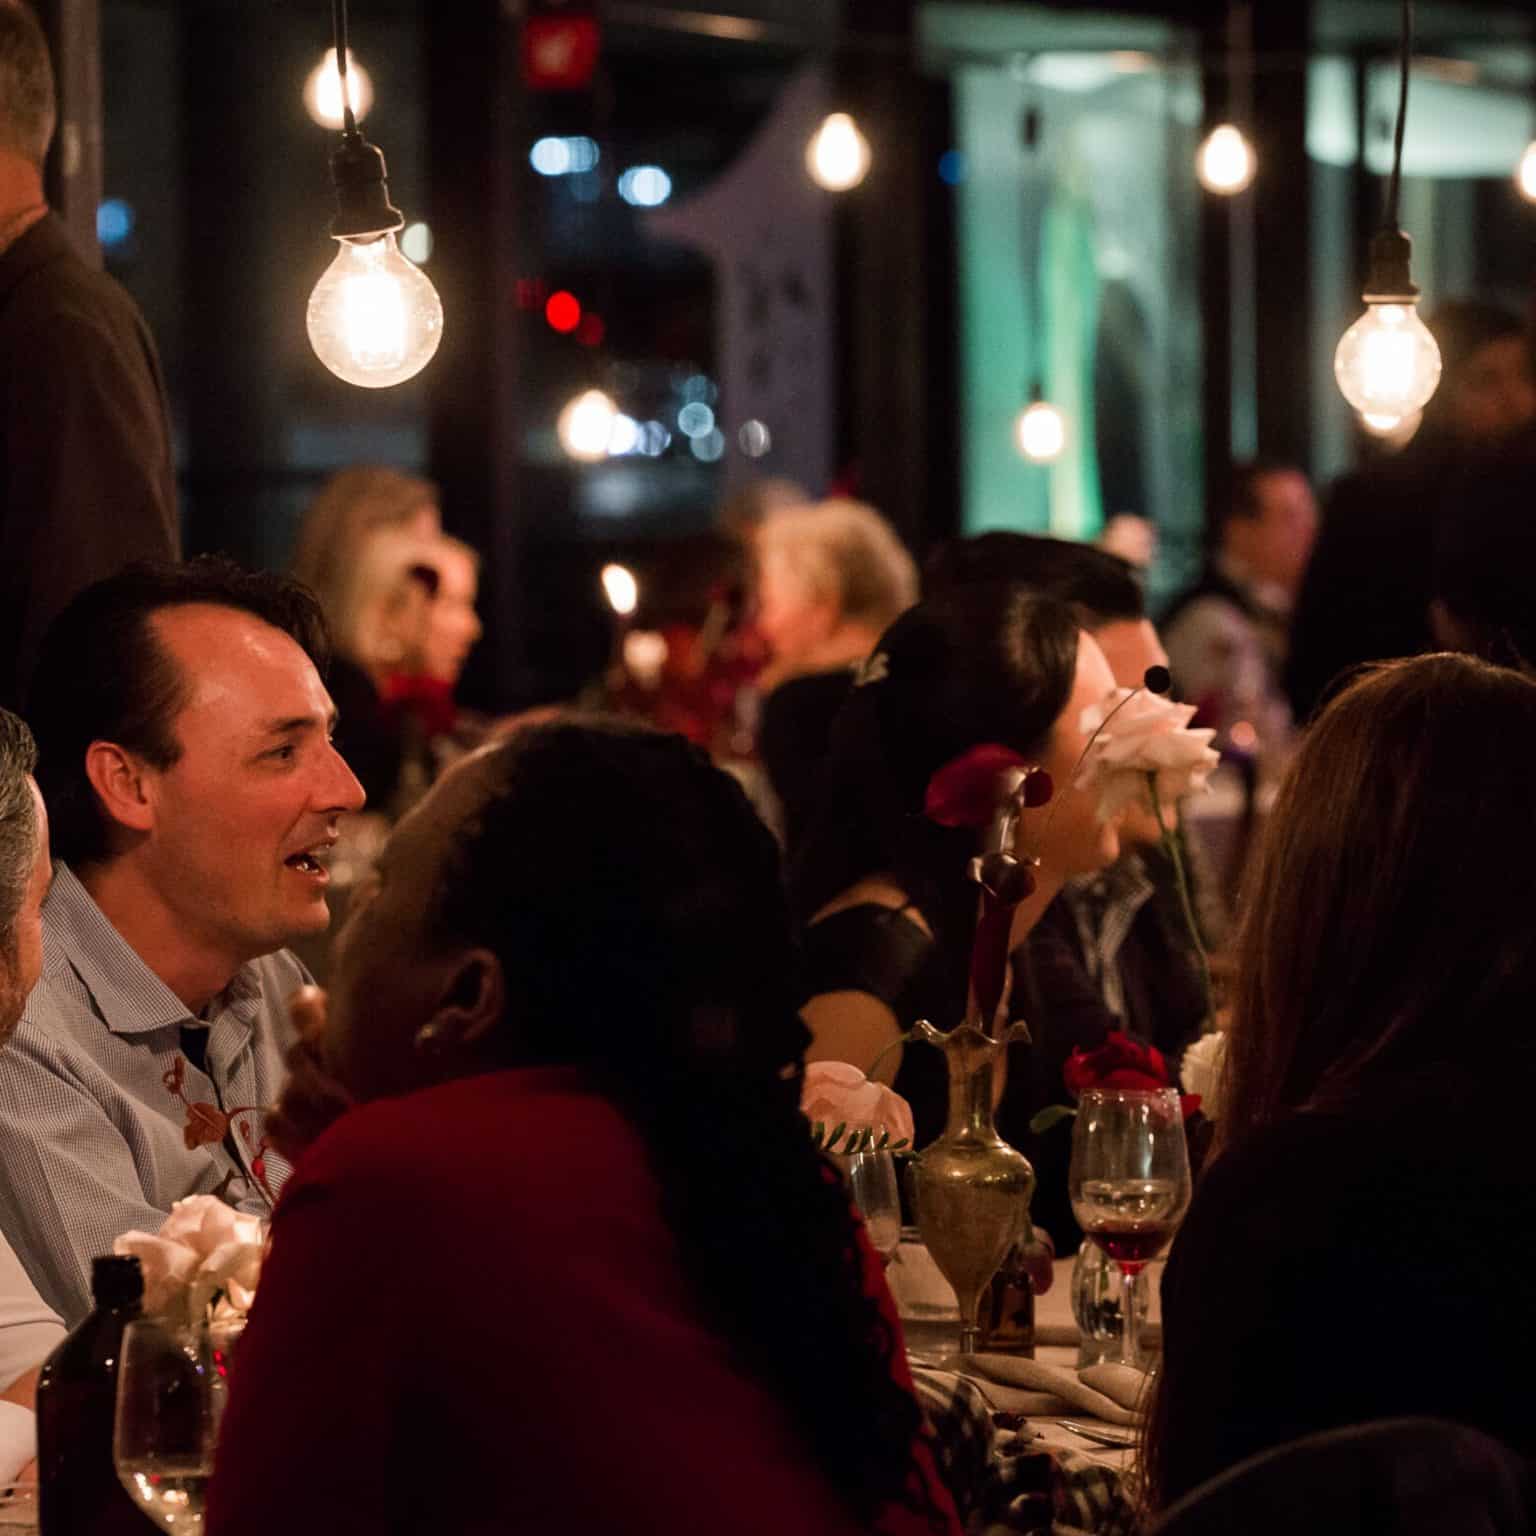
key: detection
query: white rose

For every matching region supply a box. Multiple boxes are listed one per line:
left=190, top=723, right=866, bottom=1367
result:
left=1180, top=1031, right=1228, bottom=1120
left=190, top=1239, right=264, bottom=1318
left=115, top=1198, right=267, bottom=1322
left=1077, top=688, right=1219, bottom=822
left=158, top=1195, right=258, bottom=1260
left=112, top=1231, right=200, bottom=1318
left=800, top=1061, right=915, bottom=1148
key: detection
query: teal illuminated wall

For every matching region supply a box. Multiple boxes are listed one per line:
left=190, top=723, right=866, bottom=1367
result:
left=929, top=7, right=1205, bottom=599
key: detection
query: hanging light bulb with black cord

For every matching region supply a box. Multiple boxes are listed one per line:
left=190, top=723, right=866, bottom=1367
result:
left=1015, top=381, right=1065, bottom=463
left=306, top=0, right=443, bottom=388
left=1333, top=0, right=1441, bottom=421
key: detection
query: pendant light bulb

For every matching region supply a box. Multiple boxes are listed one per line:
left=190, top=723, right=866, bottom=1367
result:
left=307, top=232, right=443, bottom=388
left=304, top=48, right=373, bottom=129
left=1359, top=407, right=1422, bottom=442
left=1015, top=399, right=1066, bottom=463
left=1517, top=141, right=1536, bottom=203
left=1333, top=302, right=1441, bottom=418
left=1334, top=229, right=1441, bottom=417
left=558, top=390, right=618, bottom=462
left=1196, top=123, right=1256, bottom=194
left=807, top=113, right=871, bottom=192
left=601, top=563, right=639, bottom=617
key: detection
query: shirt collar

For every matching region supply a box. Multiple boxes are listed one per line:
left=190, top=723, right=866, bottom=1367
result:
left=1067, top=851, right=1154, bottom=913
left=44, top=864, right=261, bottom=1036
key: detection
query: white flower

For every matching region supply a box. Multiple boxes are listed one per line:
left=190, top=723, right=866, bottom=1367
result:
left=1076, top=687, right=1219, bottom=823
left=800, top=1061, right=914, bottom=1148
left=114, top=1195, right=266, bottom=1323
left=1180, top=1031, right=1228, bottom=1120
left=112, top=1232, right=202, bottom=1318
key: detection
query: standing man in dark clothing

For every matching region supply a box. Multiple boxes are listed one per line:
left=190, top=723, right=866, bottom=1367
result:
left=0, top=2, right=178, bottom=712
left=1283, top=301, right=1536, bottom=722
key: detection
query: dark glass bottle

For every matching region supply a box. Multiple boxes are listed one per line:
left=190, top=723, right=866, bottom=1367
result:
left=979, top=1242, right=1037, bottom=1357
left=37, top=1254, right=148, bottom=1536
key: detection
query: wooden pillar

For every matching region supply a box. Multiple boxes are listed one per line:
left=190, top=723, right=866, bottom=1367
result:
left=1198, top=9, right=1234, bottom=540
left=836, top=0, right=956, bottom=556
left=424, top=0, right=533, bottom=708
left=37, top=0, right=101, bottom=264
left=1249, top=3, right=1312, bottom=464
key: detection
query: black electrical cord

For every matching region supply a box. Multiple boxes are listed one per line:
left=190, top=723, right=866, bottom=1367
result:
left=331, top=0, right=357, bottom=137
left=1383, top=0, right=1412, bottom=231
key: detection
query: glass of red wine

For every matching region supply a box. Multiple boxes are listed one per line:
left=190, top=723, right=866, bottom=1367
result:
left=1068, top=1088, right=1191, bottom=1367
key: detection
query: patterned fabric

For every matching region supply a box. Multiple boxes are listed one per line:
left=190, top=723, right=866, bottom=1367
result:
left=1062, top=856, right=1157, bottom=1025
left=0, top=865, right=302, bottom=1323
left=911, top=1366, right=1137, bottom=1535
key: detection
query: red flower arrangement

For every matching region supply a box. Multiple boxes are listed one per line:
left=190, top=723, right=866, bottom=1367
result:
left=1054, top=1030, right=1202, bottom=1122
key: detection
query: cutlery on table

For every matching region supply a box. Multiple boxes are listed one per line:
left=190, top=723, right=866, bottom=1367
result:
left=1059, top=1420, right=1138, bottom=1449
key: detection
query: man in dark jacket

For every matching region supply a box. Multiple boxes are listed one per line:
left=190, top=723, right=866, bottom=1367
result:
left=0, top=2, right=178, bottom=712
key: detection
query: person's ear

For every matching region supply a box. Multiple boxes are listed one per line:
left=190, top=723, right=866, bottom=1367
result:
left=412, top=949, right=505, bottom=1062
left=82, top=742, right=157, bottom=837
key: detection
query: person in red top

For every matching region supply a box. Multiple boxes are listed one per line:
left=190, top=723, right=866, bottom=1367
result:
left=208, top=719, right=960, bottom=1536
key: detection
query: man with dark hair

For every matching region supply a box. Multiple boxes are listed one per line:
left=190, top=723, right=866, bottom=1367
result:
left=1285, top=301, right=1536, bottom=721
left=1430, top=437, right=1536, bottom=673
left=0, top=559, right=364, bottom=1322
left=0, top=707, right=65, bottom=1481
left=1161, top=459, right=1317, bottom=746
left=0, top=0, right=178, bottom=712
left=924, top=530, right=1163, bottom=688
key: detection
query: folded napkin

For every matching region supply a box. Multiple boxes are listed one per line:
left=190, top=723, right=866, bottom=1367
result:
left=938, top=1352, right=1150, bottom=1427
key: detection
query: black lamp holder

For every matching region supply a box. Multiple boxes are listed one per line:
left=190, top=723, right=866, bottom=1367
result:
left=325, top=0, right=404, bottom=242
left=1362, top=0, right=1417, bottom=304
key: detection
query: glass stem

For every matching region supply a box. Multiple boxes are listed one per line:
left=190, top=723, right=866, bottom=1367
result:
left=958, top=1300, right=981, bottom=1356
left=1119, top=1263, right=1141, bottom=1366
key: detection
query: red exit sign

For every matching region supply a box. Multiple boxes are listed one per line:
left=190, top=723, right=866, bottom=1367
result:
left=521, top=10, right=600, bottom=92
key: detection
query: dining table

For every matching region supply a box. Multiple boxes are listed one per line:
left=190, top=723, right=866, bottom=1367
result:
left=892, top=1239, right=1150, bottom=1535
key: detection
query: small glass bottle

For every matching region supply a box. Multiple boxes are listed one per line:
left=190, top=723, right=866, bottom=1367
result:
left=38, top=1255, right=148, bottom=1536
left=979, top=1240, right=1036, bottom=1356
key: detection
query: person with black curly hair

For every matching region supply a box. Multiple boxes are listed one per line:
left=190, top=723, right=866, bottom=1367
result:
left=209, top=720, right=959, bottom=1536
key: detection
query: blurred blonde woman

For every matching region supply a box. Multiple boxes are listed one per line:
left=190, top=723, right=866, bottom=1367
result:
left=325, top=526, right=442, bottom=811
left=753, top=498, right=918, bottom=853
left=418, top=536, right=483, bottom=687
left=291, top=466, right=441, bottom=632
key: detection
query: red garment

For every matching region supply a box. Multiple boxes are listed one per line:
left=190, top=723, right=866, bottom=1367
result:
left=208, top=1067, right=959, bottom=1536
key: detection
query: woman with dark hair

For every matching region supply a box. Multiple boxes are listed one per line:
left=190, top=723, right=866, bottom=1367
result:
left=208, top=720, right=959, bottom=1536
left=1146, top=654, right=1536, bottom=1509
left=791, top=583, right=1123, bottom=1147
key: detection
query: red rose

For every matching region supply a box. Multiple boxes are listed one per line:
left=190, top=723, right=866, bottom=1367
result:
left=1062, top=1031, right=1170, bottom=1099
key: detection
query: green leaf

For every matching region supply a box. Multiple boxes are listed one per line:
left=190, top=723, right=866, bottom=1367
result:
left=1028, top=1104, right=1078, bottom=1136
left=826, top=1122, right=846, bottom=1152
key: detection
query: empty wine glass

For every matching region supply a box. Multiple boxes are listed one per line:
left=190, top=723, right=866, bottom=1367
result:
left=844, top=1149, right=902, bottom=1263
left=114, top=1320, right=220, bottom=1533
left=1068, top=1087, right=1191, bottom=1367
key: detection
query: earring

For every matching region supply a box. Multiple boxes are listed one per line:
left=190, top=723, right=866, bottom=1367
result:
left=413, top=1021, right=446, bottom=1057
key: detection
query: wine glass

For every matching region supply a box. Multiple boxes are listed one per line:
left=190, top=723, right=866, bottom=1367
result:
left=114, top=1320, right=221, bottom=1533
left=1068, top=1087, right=1191, bottom=1367
left=844, top=1149, right=902, bottom=1263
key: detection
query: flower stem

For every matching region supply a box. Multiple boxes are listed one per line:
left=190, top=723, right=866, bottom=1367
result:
left=1146, top=772, right=1213, bottom=1029
left=864, top=1030, right=914, bottom=1084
